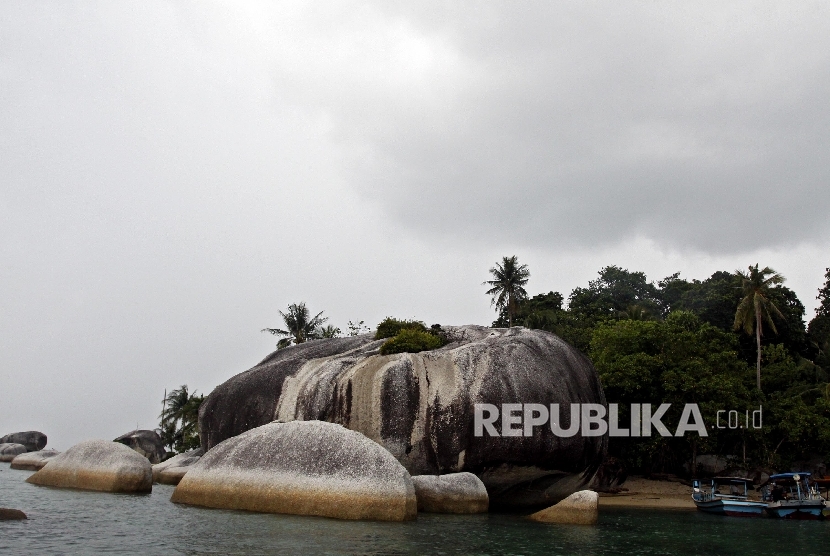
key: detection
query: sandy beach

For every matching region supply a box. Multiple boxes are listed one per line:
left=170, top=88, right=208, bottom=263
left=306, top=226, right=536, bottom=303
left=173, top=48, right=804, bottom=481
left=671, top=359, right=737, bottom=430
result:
left=598, top=477, right=696, bottom=510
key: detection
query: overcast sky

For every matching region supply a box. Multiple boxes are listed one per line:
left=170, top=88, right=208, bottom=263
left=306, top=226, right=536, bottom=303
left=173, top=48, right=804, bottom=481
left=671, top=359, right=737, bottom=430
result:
left=2, top=2, right=829, bottom=450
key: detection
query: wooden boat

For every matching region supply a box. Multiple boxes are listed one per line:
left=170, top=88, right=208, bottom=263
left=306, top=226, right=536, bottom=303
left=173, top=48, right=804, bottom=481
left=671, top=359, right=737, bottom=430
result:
left=691, top=477, right=766, bottom=517
left=761, top=473, right=826, bottom=520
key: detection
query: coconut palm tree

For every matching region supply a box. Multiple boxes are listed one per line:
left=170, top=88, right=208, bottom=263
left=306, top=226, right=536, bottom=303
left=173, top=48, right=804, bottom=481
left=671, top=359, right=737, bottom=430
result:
left=484, top=256, right=530, bottom=327
left=262, top=302, right=328, bottom=348
left=160, top=385, right=204, bottom=453
left=733, top=264, right=785, bottom=391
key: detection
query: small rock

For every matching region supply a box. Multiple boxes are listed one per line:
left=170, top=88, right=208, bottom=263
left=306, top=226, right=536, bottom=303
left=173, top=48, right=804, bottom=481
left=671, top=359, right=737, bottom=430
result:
left=152, top=448, right=203, bottom=485
left=113, top=430, right=166, bottom=464
left=26, top=440, right=152, bottom=493
left=0, top=443, right=28, bottom=462
left=10, top=449, right=60, bottom=471
left=528, top=490, right=598, bottom=525
left=0, top=508, right=28, bottom=520
left=0, top=431, right=47, bottom=452
left=412, top=473, right=489, bottom=513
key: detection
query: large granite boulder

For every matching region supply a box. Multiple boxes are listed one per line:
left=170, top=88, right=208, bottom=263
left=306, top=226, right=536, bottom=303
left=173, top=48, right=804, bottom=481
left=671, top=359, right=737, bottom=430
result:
left=152, top=448, right=203, bottom=485
left=0, top=431, right=46, bottom=452
left=113, top=430, right=166, bottom=464
left=0, top=443, right=28, bottom=462
left=172, top=420, right=417, bottom=521
left=10, top=449, right=60, bottom=471
left=412, top=472, right=489, bottom=513
left=528, top=490, right=599, bottom=525
left=26, top=440, right=152, bottom=493
left=199, top=325, right=607, bottom=508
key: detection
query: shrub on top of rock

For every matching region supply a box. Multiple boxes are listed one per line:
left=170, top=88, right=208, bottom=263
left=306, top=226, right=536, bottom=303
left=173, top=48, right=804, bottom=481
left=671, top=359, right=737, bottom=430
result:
left=380, top=328, right=446, bottom=355
left=375, top=317, right=429, bottom=339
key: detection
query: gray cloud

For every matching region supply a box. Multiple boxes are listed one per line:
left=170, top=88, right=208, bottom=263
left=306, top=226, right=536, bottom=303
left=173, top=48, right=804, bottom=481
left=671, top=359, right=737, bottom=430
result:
left=292, top=2, right=830, bottom=252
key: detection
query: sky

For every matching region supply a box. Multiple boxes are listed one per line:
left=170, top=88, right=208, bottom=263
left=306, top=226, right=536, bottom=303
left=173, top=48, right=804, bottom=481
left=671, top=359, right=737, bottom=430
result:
left=2, top=2, right=828, bottom=450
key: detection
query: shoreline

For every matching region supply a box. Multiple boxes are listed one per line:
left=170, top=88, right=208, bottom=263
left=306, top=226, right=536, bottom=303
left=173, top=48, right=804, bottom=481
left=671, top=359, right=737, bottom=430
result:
left=597, top=476, right=697, bottom=510
left=599, top=494, right=696, bottom=510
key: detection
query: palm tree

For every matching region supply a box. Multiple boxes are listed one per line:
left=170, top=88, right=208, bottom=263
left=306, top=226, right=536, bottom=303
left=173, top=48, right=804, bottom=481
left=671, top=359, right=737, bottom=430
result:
left=483, top=256, right=530, bottom=327
left=733, top=264, right=785, bottom=391
left=320, top=324, right=341, bottom=338
left=160, top=385, right=204, bottom=453
left=262, top=302, right=328, bottom=348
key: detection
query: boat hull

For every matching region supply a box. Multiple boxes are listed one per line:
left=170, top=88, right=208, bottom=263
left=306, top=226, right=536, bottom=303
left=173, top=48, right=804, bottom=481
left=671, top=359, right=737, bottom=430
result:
left=765, top=501, right=826, bottom=520
left=693, top=498, right=765, bottom=517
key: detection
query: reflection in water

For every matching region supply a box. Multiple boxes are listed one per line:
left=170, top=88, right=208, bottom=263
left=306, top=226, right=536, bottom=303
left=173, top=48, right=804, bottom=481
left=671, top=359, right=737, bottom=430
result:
left=2, top=465, right=828, bottom=555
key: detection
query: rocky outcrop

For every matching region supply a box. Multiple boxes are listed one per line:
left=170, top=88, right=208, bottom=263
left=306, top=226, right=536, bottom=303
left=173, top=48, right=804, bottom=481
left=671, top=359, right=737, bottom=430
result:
left=0, top=508, right=27, bottom=520
left=412, top=472, right=489, bottom=513
left=152, top=448, right=203, bottom=485
left=528, top=490, right=599, bottom=525
left=26, top=440, right=152, bottom=493
left=0, top=443, right=28, bottom=462
left=0, top=431, right=47, bottom=452
left=172, top=420, right=417, bottom=521
left=198, top=326, right=607, bottom=508
left=113, top=430, right=166, bottom=464
left=10, top=449, right=60, bottom=471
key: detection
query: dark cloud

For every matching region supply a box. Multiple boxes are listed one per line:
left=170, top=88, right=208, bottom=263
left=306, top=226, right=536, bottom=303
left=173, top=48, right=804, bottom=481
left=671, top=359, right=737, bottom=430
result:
left=314, top=2, right=830, bottom=252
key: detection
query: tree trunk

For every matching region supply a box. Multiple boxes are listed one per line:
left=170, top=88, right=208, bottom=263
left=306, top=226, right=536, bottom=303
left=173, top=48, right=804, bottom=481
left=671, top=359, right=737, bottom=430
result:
left=692, top=439, right=697, bottom=478
left=756, top=310, right=762, bottom=391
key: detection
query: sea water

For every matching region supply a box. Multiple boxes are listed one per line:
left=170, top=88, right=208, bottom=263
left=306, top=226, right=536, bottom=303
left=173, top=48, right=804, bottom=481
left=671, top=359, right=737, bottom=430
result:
left=2, top=465, right=828, bottom=555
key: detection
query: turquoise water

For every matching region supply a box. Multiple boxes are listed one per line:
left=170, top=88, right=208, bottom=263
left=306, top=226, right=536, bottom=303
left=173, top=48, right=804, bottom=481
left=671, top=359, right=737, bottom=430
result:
left=2, top=465, right=829, bottom=555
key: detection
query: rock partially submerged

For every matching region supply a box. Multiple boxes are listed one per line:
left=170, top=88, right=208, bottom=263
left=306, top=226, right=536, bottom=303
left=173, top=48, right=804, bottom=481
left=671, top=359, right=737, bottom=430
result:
left=528, top=490, right=599, bottom=525
left=10, top=449, right=60, bottom=471
left=0, top=443, right=28, bottom=462
left=171, top=421, right=417, bottom=521
left=0, top=508, right=28, bottom=520
left=153, top=448, right=203, bottom=485
left=26, top=440, right=152, bottom=493
left=412, top=473, right=489, bottom=513
left=114, top=430, right=166, bottom=464
left=0, top=431, right=47, bottom=452
left=199, top=325, right=607, bottom=508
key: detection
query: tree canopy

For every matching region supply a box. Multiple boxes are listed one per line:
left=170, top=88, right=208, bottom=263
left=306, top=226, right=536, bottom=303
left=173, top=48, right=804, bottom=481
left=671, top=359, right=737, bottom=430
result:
left=262, top=302, right=328, bottom=349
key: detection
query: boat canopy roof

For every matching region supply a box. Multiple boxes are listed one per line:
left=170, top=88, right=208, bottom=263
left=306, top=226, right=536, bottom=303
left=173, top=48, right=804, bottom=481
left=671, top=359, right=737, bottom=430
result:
left=710, top=476, right=754, bottom=485
left=769, top=472, right=811, bottom=482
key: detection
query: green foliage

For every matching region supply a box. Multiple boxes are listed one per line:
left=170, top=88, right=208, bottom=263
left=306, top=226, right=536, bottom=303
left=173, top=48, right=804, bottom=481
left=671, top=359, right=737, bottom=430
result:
left=262, top=302, right=328, bottom=348
left=375, top=317, right=428, bottom=340
left=569, top=266, right=663, bottom=324
left=486, top=261, right=828, bottom=475
left=591, top=312, right=756, bottom=473
left=672, top=271, right=741, bottom=331
left=484, top=255, right=530, bottom=327
left=733, top=264, right=786, bottom=391
left=379, top=328, right=445, bottom=355
left=320, top=325, right=341, bottom=338
left=809, top=268, right=830, bottom=371
left=159, top=385, right=204, bottom=454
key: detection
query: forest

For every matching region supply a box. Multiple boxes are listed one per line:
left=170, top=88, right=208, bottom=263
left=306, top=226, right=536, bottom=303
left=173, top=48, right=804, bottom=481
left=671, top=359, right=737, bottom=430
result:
left=488, top=259, right=830, bottom=476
